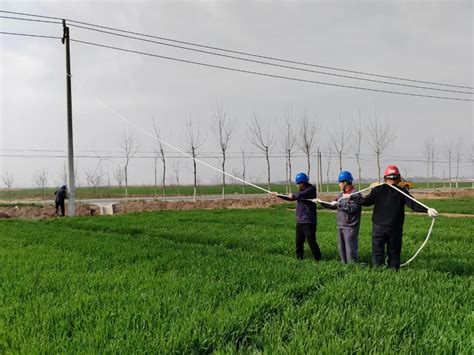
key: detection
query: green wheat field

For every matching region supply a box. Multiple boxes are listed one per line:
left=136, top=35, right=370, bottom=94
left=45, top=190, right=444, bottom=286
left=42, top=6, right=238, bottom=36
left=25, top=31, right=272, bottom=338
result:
left=1, top=204, right=472, bottom=353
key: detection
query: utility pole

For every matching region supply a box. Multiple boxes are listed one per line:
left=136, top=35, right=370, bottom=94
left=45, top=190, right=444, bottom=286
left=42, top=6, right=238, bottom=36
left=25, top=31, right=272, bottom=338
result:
left=316, top=147, right=321, bottom=195
left=62, top=20, right=76, bottom=216
left=318, top=150, right=323, bottom=193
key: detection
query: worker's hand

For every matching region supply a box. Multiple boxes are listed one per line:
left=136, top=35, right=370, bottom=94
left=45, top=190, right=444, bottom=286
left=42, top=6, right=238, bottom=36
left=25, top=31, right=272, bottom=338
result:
left=342, top=193, right=351, bottom=199
left=427, top=208, right=438, bottom=218
left=330, top=201, right=338, bottom=207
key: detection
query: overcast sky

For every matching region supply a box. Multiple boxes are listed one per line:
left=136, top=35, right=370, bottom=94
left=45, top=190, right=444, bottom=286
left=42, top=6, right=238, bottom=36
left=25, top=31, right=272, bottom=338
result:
left=1, top=0, right=473, bottom=188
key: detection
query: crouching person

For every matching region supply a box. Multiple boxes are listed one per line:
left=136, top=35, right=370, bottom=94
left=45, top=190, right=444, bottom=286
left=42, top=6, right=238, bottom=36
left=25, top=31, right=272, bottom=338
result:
left=273, top=172, right=321, bottom=261
left=319, top=171, right=361, bottom=264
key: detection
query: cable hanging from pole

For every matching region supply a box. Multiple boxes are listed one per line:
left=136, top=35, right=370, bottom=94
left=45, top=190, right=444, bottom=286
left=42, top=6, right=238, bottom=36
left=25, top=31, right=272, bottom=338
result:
left=68, top=38, right=473, bottom=102
left=64, top=23, right=472, bottom=95
left=1, top=9, right=473, bottom=90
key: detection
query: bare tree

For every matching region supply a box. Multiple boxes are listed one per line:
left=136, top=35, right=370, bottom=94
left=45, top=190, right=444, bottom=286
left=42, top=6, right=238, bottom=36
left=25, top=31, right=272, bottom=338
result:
left=422, top=137, right=434, bottom=188
left=431, top=142, right=436, bottom=190
left=353, top=112, right=363, bottom=189
left=240, top=147, right=249, bottom=194
left=152, top=120, right=167, bottom=201
left=84, top=166, right=104, bottom=198
left=443, top=140, right=454, bottom=189
left=248, top=113, right=274, bottom=192
left=366, top=114, right=397, bottom=182
left=118, top=130, right=138, bottom=198
left=32, top=169, right=48, bottom=211
left=211, top=101, right=235, bottom=200
left=400, top=164, right=410, bottom=179
left=56, top=161, right=68, bottom=187
left=325, top=145, right=333, bottom=192
left=281, top=108, right=297, bottom=193
left=2, top=171, right=14, bottom=201
left=172, top=160, right=181, bottom=196
left=329, top=117, right=351, bottom=172
left=186, top=119, right=204, bottom=202
left=92, top=151, right=111, bottom=191
left=298, top=113, right=318, bottom=178
left=454, top=138, right=463, bottom=188
left=113, top=165, right=125, bottom=190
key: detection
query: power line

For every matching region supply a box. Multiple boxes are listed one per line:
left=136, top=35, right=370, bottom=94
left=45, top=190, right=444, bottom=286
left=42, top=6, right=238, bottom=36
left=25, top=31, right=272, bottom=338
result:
left=68, top=38, right=473, bottom=102
left=2, top=152, right=470, bottom=164
left=0, top=148, right=469, bottom=162
left=0, top=31, right=61, bottom=40
left=0, top=15, right=61, bottom=24
left=66, top=23, right=472, bottom=96
left=1, top=9, right=472, bottom=90
left=5, top=27, right=470, bottom=101
left=5, top=14, right=470, bottom=95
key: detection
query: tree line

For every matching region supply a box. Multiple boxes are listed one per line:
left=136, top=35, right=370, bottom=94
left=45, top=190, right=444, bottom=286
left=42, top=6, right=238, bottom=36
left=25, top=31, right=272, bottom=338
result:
left=1, top=104, right=472, bottom=201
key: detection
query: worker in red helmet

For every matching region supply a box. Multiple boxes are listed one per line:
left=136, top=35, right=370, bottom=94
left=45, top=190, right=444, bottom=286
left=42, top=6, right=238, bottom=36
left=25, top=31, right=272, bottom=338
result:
left=346, top=165, right=437, bottom=270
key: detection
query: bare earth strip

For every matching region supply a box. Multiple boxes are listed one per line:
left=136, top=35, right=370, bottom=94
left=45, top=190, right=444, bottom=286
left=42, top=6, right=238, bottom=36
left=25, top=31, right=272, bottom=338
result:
left=0, top=189, right=472, bottom=219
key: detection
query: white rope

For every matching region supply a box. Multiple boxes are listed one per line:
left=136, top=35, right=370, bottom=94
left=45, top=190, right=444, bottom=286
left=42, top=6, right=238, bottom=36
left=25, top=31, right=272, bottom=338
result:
left=400, top=217, right=436, bottom=267
left=384, top=183, right=436, bottom=267
left=73, top=74, right=434, bottom=267
left=71, top=74, right=271, bottom=194
left=296, top=182, right=436, bottom=267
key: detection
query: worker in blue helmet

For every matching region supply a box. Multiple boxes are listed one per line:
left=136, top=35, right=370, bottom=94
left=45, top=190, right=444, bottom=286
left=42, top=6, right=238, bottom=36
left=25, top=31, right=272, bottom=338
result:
left=272, top=172, right=321, bottom=261
left=317, top=171, right=361, bottom=263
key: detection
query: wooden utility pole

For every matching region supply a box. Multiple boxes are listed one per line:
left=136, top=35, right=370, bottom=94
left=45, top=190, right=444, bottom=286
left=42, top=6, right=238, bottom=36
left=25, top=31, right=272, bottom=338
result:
left=62, top=20, right=76, bottom=216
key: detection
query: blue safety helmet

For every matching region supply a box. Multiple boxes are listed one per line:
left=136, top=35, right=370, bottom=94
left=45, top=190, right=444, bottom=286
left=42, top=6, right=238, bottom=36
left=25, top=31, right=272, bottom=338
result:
left=295, top=172, right=309, bottom=184
left=338, top=171, right=353, bottom=183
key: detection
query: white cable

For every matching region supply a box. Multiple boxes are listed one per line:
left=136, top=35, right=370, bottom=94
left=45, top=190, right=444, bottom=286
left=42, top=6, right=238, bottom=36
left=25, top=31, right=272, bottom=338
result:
left=301, top=184, right=375, bottom=204
left=72, top=74, right=435, bottom=266
left=385, top=182, right=431, bottom=209
left=307, top=182, right=436, bottom=267
left=400, top=217, right=436, bottom=267
left=70, top=74, right=272, bottom=194
left=384, top=183, right=436, bottom=267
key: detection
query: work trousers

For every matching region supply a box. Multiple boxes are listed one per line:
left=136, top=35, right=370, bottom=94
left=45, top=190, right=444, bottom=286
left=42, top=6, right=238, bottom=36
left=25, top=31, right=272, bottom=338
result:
left=296, top=223, right=321, bottom=261
left=372, top=224, right=403, bottom=270
left=55, top=201, right=65, bottom=216
left=337, top=227, right=359, bottom=264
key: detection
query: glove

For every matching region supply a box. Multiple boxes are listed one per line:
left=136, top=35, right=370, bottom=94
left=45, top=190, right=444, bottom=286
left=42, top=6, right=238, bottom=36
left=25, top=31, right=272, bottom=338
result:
left=427, top=208, right=438, bottom=218
left=330, top=201, right=338, bottom=207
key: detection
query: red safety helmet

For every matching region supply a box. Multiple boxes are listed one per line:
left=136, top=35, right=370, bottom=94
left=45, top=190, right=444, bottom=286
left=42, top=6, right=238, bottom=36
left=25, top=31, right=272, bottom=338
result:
left=384, top=165, right=400, bottom=179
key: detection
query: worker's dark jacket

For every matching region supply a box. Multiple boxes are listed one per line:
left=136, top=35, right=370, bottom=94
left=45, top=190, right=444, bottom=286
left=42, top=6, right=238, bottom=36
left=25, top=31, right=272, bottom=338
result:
left=55, top=188, right=67, bottom=203
left=350, top=184, right=427, bottom=230
left=279, top=184, right=317, bottom=224
left=324, top=189, right=362, bottom=228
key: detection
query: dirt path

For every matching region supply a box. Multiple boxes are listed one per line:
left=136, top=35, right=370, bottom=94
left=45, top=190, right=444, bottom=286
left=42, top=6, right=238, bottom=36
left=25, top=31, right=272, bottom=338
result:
left=0, top=198, right=280, bottom=219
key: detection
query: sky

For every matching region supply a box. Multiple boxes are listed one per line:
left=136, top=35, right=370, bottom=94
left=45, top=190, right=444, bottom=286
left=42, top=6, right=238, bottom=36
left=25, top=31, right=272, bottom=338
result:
left=1, top=0, right=473, bottom=188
